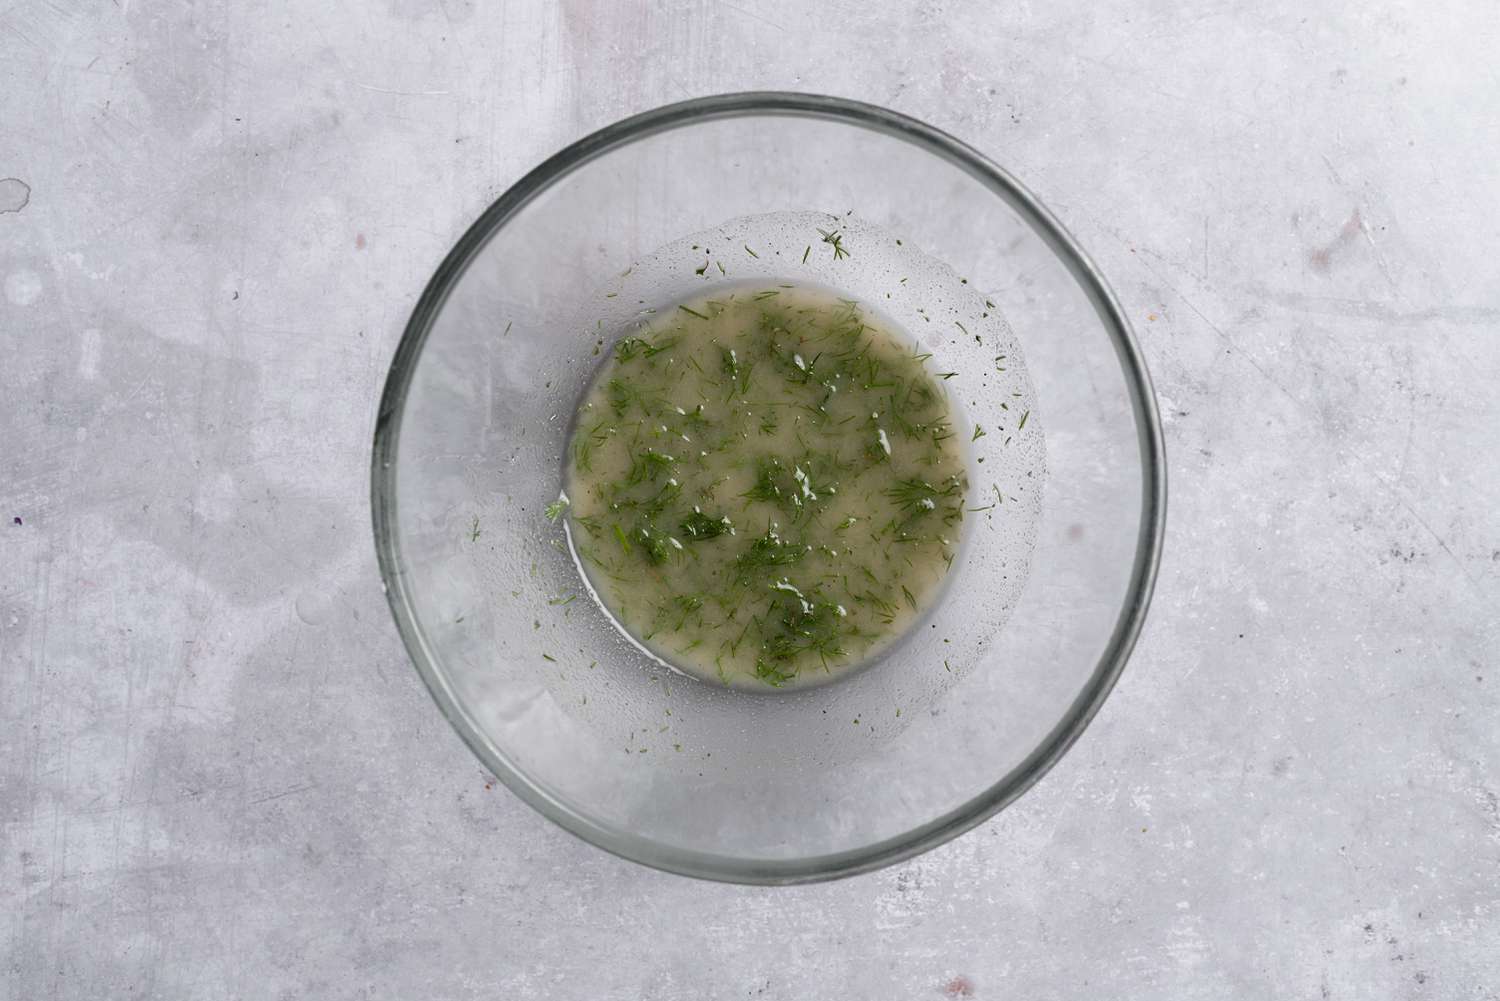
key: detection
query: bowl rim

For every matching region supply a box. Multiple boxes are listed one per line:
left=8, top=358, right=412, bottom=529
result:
left=371, top=91, right=1167, bottom=885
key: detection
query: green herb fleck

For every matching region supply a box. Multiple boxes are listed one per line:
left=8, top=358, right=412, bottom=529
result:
left=680, top=509, right=732, bottom=541
left=817, top=228, right=850, bottom=260
left=735, top=530, right=809, bottom=582
left=754, top=659, right=795, bottom=687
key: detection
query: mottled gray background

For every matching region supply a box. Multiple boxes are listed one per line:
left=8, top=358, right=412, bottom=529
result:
left=3, top=1, right=1498, bottom=998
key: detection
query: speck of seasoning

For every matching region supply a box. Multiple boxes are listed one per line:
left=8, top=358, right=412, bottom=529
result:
left=541, top=653, right=556, bottom=662
left=503, top=320, right=513, bottom=336
left=11, top=517, right=20, bottom=526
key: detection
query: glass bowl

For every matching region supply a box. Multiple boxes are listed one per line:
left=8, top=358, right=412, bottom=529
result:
left=372, top=93, right=1165, bottom=884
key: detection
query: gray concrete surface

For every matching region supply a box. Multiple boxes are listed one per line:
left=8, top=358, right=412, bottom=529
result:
left=4, top=2, right=1498, bottom=998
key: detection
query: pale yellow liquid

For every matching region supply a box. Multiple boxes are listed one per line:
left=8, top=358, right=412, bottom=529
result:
left=564, top=283, right=969, bottom=689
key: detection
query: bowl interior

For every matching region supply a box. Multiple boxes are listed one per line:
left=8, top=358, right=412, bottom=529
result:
left=374, top=95, right=1163, bottom=882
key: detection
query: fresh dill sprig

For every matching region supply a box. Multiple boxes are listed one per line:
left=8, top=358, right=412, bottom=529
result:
left=734, top=530, right=809, bottom=582
left=885, top=475, right=965, bottom=517
left=626, top=448, right=675, bottom=485
left=680, top=509, right=732, bottom=541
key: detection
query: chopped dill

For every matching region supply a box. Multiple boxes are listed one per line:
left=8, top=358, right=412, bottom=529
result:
left=817, top=228, right=850, bottom=260
left=680, top=509, right=732, bottom=540
left=563, top=286, right=970, bottom=688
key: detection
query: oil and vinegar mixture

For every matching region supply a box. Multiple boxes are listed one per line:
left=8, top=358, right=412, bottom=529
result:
left=562, top=283, right=970, bottom=689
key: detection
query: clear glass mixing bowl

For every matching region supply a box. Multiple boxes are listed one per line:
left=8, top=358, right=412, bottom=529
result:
left=372, top=93, right=1165, bottom=883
